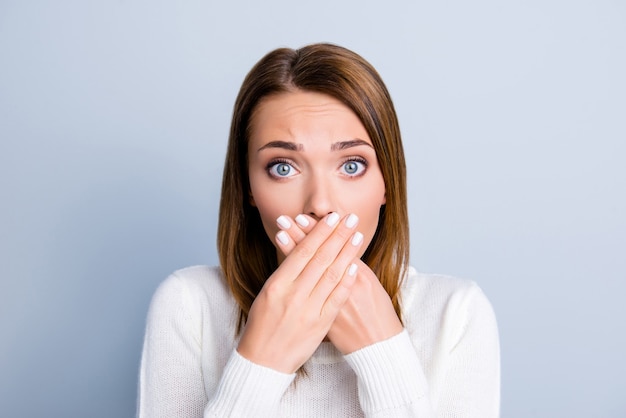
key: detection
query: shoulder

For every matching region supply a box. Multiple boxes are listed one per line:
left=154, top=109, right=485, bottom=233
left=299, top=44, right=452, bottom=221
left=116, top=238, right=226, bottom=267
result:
left=401, top=266, right=482, bottom=305
left=148, top=265, right=233, bottom=318
left=154, top=265, right=227, bottom=295
left=400, top=266, right=497, bottom=338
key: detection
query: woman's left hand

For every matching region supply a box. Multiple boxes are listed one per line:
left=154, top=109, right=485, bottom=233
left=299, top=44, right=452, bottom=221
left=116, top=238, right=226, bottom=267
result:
left=276, top=214, right=403, bottom=354
left=326, top=258, right=403, bottom=354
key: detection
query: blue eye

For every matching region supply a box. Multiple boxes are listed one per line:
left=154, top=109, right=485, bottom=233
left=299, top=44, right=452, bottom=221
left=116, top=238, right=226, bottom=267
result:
left=341, top=159, right=366, bottom=176
left=268, top=161, right=296, bottom=178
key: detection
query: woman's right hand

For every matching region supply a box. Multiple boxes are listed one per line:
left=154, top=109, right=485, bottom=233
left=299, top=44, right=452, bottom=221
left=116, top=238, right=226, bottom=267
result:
left=236, top=213, right=364, bottom=374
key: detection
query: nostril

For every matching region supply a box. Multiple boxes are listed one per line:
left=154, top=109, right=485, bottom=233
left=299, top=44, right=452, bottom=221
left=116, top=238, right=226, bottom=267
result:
left=308, top=213, right=321, bottom=222
left=307, top=211, right=334, bottom=222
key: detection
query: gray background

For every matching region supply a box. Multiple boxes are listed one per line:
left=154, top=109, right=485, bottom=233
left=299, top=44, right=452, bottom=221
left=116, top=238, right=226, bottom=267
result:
left=1, top=0, right=624, bottom=417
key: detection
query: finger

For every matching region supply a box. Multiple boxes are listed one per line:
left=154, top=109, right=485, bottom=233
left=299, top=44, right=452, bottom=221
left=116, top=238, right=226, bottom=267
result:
left=274, top=214, right=323, bottom=259
left=295, top=214, right=362, bottom=295
left=309, top=229, right=363, bottom=307
left=276, top=215, right=320, bottom=260
left=275, top=212, right=344, bottom=282
left=294, top=214, right=317, bottom=235
left=275, top=229, right=297, bottom=257
left=276, top=215, right=307, bottom=245
left=280, top=213, right=358, bottom=295
left=320, top=261, right=358, bottom=319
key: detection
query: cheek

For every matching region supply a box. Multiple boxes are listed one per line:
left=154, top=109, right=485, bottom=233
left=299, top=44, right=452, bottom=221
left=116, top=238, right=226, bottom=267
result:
left=250, top=189, right=280, bottom=241
left=346, top=181, right=386, bottom=252
left=357, top=201, right=383, bottom=252
left=250, top=182, right=301, bottom=244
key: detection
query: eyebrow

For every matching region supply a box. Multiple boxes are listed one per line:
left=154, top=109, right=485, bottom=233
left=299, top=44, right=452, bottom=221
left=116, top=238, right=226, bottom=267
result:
left=257, top=141, right=304, bottom=152
left=257, top=139, right=373, bottom=152
left=330, top=139, right=373, bottom=151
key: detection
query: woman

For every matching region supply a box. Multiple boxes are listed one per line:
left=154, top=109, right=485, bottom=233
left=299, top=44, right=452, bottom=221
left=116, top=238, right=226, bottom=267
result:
left=137, top=43, right=500, bottom=417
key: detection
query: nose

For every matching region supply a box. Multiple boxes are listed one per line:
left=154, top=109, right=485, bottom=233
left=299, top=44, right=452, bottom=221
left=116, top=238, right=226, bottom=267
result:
left=302, top=176, right=336, bottom=221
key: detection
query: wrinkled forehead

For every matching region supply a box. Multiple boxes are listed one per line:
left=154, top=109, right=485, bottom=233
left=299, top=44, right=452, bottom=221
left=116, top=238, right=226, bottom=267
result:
left=247, top=90, right=371, bottom=146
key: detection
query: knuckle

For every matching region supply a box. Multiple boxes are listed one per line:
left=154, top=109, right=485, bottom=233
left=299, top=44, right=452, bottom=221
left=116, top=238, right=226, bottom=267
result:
left=293, top=243, right=316, bottom=260
left=334, top=226, right=352, bottom=241
left=312, top=250, right=332, bottom=266
left=323, top=266, right=341, bottom=283
left=263, top=281, right=283, bottom=298
left=327, top=290, right=346, bottom=310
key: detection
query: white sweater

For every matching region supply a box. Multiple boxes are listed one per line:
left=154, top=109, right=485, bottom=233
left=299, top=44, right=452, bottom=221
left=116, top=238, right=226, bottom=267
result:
left=137, top=266, right=500, bottom=417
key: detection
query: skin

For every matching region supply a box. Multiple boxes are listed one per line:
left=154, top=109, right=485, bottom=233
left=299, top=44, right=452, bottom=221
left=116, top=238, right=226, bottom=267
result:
left=237, top=90, right=402, bottom=374
left=247, top=90, right=386, bottom=260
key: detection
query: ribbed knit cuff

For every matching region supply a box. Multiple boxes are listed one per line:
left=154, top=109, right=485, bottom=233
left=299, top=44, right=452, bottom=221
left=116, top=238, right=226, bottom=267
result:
left=205, top=349, right=296, bottom=417
left=344, top=329, right=429, bottom=414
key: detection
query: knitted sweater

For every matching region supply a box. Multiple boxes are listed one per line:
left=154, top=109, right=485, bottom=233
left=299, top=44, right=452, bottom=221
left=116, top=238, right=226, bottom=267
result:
left=137, top=265, right=500, bottom=417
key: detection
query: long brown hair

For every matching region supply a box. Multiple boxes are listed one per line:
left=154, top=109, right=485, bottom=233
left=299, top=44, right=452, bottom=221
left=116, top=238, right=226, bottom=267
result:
left=217, top=43, right=409, bottom=331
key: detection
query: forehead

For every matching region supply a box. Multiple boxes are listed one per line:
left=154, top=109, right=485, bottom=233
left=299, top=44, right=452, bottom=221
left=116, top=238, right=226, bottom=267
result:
left=249, top=90, right=371, bottom=144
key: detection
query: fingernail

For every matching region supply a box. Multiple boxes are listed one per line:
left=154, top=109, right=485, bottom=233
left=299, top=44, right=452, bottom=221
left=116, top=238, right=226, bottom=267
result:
left=295, top=214, right=309, bottom=227
left=325, top=212, right=340, bottom=227
left=351, top=232, right=363, bottom=246
left=348, top=263, right=358, bottom=276
left=276, top=215, right=291, bottom=229
left=345, top=213, right=358, bottom=229
left=277, top=231, right=289, bottom=245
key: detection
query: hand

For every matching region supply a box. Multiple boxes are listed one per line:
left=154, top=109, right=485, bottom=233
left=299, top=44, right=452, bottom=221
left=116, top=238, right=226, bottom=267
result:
left=236, top=212, right=363, bottom=373
left=326, top=258, right=403, bottom=354
left=276, top=215, right=403, bottom=355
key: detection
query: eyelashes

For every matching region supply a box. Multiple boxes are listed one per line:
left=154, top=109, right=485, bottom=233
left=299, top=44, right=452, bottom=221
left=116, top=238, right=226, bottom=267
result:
left=265, top=156, right=369, bottom=179
left=266, top=158, right=297, bottom=178
left=339, top=156, right=367, bottom=177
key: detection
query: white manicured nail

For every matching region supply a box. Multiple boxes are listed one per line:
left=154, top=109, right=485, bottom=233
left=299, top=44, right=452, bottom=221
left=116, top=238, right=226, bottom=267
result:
left=345, top=214, right=358, bottom=228
left=351, top=232, right=363, bottom=246
left=277, top=231, right=289, bottom=245
left=295, top=214, right=309, bottom=227
left=326, top=212, right=340, bottom=227
left=276, top=215, right=291, bottom=229
left=347, top=263, right=358, bottom=276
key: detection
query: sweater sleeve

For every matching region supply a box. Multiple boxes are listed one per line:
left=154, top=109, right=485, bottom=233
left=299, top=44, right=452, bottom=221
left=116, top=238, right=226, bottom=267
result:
left=344, top=282, right=500, bottom=418
left=344, top=330, right=436, bottom=417
left=137, top=273, right=296, bottom=418
left=204, top=349, right=295, bottom=416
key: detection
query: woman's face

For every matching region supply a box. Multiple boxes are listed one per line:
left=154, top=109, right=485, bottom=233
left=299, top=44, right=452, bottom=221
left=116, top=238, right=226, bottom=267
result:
left=247, top=90, right=386, bottom=262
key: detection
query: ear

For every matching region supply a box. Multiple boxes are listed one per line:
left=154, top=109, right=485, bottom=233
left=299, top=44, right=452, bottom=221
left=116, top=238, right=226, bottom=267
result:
left=381, top=192, right=386, bottom=205
left=249, top=193, right=256, bottom=207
